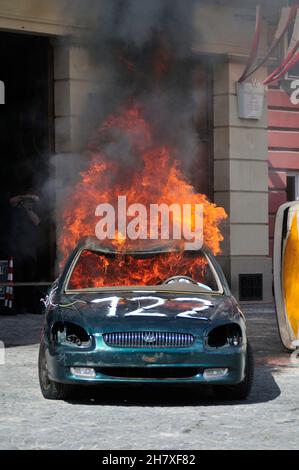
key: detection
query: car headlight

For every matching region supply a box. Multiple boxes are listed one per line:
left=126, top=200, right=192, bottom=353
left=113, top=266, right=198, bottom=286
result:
left=52, top=322, right=92, bottom=348
left=207, top=323, right=243, bottom=348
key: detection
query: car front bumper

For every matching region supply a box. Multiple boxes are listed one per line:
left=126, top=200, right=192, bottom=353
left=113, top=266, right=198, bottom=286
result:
left=45, top=336, right=247, bottom=385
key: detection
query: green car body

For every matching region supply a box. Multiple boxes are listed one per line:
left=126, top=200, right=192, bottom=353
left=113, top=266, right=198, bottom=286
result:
left=39, top=238, right=254, bottom=400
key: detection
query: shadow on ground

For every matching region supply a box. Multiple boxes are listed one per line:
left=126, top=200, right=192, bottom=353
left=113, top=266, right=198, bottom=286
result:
left=0, top=313, right=43, bottom=347
left=64, top=360, right=281, bottom=407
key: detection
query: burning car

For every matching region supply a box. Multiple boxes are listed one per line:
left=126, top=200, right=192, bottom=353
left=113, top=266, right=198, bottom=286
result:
left=38, top=237, right=254, bottom=401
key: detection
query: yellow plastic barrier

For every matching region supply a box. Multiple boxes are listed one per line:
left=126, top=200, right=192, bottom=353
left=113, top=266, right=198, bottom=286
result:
left=274, top=201, right=299, bottom=350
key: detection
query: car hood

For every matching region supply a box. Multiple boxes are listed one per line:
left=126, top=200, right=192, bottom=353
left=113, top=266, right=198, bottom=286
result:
left=57, top=291, right=241, bottom=330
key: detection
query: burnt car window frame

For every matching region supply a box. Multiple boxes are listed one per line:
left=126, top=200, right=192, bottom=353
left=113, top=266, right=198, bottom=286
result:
left=63, top=246, right=224, bottom=295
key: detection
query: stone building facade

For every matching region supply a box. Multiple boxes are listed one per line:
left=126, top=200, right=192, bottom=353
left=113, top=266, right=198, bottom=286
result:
left=0, top=0, right=289, bottom=302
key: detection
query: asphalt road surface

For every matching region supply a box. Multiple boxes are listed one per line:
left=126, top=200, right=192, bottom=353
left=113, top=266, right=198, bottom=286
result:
left=0, top=305, right=298, bottom=450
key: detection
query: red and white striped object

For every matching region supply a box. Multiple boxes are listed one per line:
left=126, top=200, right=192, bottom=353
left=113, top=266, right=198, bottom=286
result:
left=239, top=6, right=298, bottom=83
left=262, top=7, right=299, bottom=84
left=4, top=257, right=13, bottom=309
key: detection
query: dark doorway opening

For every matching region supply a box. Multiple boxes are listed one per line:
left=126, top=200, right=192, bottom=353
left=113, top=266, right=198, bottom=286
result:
left=0, top=31, right=55, bottom=310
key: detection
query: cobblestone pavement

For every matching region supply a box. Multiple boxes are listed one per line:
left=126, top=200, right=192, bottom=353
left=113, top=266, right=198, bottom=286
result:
left=0, top=305, right=298, bottom=450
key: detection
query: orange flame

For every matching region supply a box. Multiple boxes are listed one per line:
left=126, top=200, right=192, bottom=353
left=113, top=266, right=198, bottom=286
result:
left=59, top=105, right=227, bottom=288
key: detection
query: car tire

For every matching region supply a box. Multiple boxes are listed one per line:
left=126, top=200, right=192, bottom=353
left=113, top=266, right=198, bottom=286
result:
left=213, top=341, right=254, bottom=401
left=38, top=341, right=74, bottom=400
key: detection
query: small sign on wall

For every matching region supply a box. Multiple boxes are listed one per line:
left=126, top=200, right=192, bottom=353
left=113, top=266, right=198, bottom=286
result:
left=236, top=81, right=265, bottom=119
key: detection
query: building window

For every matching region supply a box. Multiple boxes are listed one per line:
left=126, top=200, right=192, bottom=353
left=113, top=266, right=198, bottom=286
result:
left=285, top=16, right=299, bottom=79
left=286, top=173, right=299, bottom=201
left=289, top=60, right=299, bottom=79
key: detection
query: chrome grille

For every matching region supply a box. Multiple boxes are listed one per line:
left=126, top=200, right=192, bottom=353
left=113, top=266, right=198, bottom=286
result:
left=102, top=331, right=195, bottom=348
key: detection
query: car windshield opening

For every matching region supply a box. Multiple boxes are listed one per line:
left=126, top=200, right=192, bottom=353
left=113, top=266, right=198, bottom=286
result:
left=66, top=249, right=220, bottom=292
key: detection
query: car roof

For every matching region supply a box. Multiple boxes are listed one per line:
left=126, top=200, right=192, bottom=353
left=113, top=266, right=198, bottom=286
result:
left=75, top=236, right=207, bottom=255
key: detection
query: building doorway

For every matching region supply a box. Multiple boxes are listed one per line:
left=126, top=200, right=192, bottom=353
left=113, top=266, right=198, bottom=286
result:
left=0, top=31, right=55, bottom=311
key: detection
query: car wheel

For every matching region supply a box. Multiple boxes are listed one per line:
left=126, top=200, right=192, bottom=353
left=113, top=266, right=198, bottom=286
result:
left=213, top=341, right=254, bottom=401
left=38, top=341, right=74, bottom=400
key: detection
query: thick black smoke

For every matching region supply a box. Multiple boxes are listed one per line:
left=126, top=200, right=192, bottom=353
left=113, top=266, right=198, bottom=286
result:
left=68, top=0, right=197, bottom=54
left=64, top=0, right=204, bottom=180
